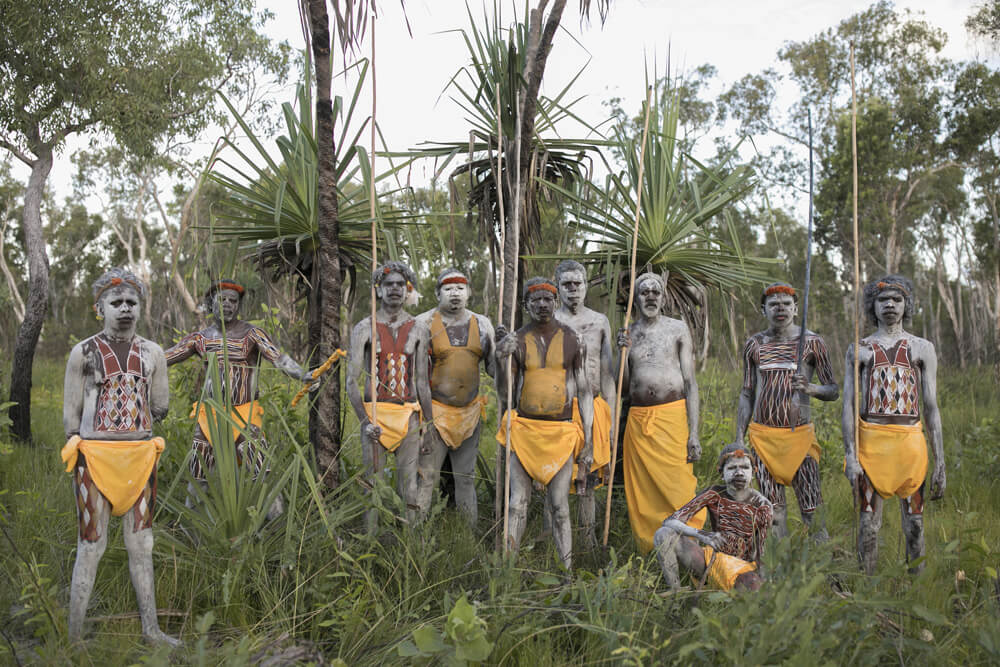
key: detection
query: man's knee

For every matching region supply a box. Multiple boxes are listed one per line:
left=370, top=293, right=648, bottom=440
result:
left=653, top=524, right=679, bottom=550
left=734, top=571, right=763, bottom=592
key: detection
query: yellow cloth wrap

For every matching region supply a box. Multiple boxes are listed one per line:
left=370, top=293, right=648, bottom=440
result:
left=747, top=422, right=821, bottom=486
left=857, top=420, right=928, bottom=499
left=624, top=400, right=706, bottom=553
left=365, top=402, right=420, bottom=452
left=191, top=401, right=264, bottom=446
left=496, top=410, right=582, bottom=485
left=702, top=546, right=756, bottom=591
left=60, top=436, right=165, bottom=517
left=431, top=396, right=486, bottom=449
left=571, top=396, right=612, bottom=488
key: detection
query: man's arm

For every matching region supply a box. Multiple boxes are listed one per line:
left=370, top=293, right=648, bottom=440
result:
left=148, top=344, right=169, bottom=422
left=573, top=336, right=595, bottom=491
left=599, top=317, right=617, bottom=423
left=249, top=327, right=311, bottom=382
left=346, top=320, right=375, bottom=433
left=413, top=321, right=433, bottom=419
left=479, top=315, right=497, bottom=379
left=841, top=344, right=863, bottom=484
left=792, top=336, right=839, bottom=401
left=678, top=324, right=701, bottom=462
left=735, top=337, right=756, bottom=446
left=920, top=339, right=946, bottom=500
left=663, top=491, right=722, bottom=549
left=164, top=332, right=199, bottom=366
left=63, top=346, right=85, bottom=438
left=494, top=328, right=519, bottom=415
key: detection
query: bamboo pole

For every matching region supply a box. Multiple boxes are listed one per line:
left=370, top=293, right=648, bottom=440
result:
left=850, top=43, right=861, bottom=503
left=369, top=16, right=380, bottom=475
left=502, top=85, right=524, bottom=554
left=602, top=86, right=654, bottom=547
left=493, top=83, right=508, bottom=534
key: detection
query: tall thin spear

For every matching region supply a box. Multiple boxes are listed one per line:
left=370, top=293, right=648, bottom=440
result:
left=493, top=83, right=507, bottom=534
left=369, top=15, right=380, bottom=475
left=792, top=109, right=815, bottom=432
left=603, top=85, right=654, bottom=547
left=850, top=43, right=861, bottom=501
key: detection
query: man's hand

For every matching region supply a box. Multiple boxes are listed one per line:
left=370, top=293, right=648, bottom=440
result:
left=930, top=461, right=946, bottom=500
left=363, top=420, right=382, bottom=442
left=495, top=325, right=508, bottom=342
left=575, top=454, right=592, bottom=494
left=844, top=455, right=863, bottom=487
left=495, top=331, right=518, bottom=358
left=790, top=373, right=814, bottom=396
left=686, top=436, right=702, bottom=463
left=616, top=328, right=631, bottom=350
left=696, top=529, right=725, bottom=551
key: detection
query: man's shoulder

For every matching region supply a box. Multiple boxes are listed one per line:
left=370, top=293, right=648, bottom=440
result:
left=134, top=335, right=166, bottom=357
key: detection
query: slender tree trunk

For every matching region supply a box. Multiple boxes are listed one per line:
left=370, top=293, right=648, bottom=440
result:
left=309, top=0, right=342, bottom=488
left=8, top=147, right=53, bottom=442
left=500, top=0, right=567, bottom=322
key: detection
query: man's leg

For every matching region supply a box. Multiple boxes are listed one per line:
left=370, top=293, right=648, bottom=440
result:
left=577, top=470, right=599, bottom=550
left=857, top=473, right=884, bottom=575
left=121, top=474, right=181, bottom=646
left=415, top=427, right=450, bottom=519
left=505, top=452, right=532, bottom=555
left=791, top=456, right=828, bottom=541
left=900, top=483, right=926, bottom=574
left=361, top=427, right=385, bottom=534
left=751, top=448, right=788, bottom=538
left=394, top=413, right=423, bottom=523
left=449, top=422, right=482, bottom=527
left=545, top=459, right=574, bottom=569
left=69, top=456, right=110, bottom=640
left=653, top=523, right=705, bottom=589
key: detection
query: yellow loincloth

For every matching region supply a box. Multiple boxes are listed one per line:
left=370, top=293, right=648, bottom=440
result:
left=431, top=396, right=487, bottom=449
left=61, top=436, right=165, bottom=516
left=702, top=546, right=756, bottom=591
left=748, top=422, right=820, bottom=486
left=365, top=401, right=421, bottom=452
left=857, top=420, right=928, bottom=499
left=496, top=410, right=582, bottom=485
left=624, top=400, right=706, bottom=553
left=571, top=396, right=612, bottom=488
left=190, top=401, right=264, bottom=446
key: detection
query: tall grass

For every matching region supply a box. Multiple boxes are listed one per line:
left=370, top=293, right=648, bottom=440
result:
left=1, top=358, right=998, bottom=664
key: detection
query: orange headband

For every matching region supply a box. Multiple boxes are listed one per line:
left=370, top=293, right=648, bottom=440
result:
left=216, top=281, right=244, bottom=294
left=94, top=276, right=141, bottom=303
left=719, top=448, right=748, bottom=469
left=876, top=281, right=909, bottom=296
left=528, top=283, right=557, bottom=295
left=765, top=285, right=796, bottom=297
left=440, top=276, right=468, bottom=286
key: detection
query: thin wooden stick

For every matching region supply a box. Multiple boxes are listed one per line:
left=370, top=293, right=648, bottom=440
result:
left=502, top=83, right=524, bottom=555
left=603, top=85, right=654, bottom=547
left=369, top=16, right=380, bottom=475
left=493, top=83, right=508, bottom=534
left=850, top=43, right=861, bottom=505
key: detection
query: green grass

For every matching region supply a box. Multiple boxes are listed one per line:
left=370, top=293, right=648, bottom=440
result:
left=1, top=357, right=999, bottom=665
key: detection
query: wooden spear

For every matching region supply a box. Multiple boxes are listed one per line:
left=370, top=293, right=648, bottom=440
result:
left=493, top=83, right=508, bottom=534
left=602, top=86, right=654, bottom=547
left=850, top=42, right=861, bottom=506
left=502, top=83, right=524, bottom=554
left=369, top=16, right=381, bottom=476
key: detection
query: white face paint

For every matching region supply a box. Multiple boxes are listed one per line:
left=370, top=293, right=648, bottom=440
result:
left=874, top=288, right=906, bottom=326
left=526, top=288, right=557, bottom=323
left=638, top=279, right=664, bottom=318
left=722, top=453, right=753, bottom=493
left=212, top=289, right=241, bottom=325
left=99, top=286, right=141, bottom=339
left=378, top=271, right=407, bottom=308
left=762, top=293, right=797, bottom=330
left=437, top=277, right=470, bottom=314
left=557, top=269, right=586, bottom=312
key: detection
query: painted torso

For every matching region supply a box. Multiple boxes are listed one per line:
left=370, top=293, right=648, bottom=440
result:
left=516, top=322, right=576, bottom=421
left=428, top=311, right=483, bottom=406
left=76, top=333, right=159, bottom=439
left=626, top=316, right=687, bottom=406
left=743, top=331, right=834, bottom=427
left=673, top=486, right=773, bottom=562
left=165, top=321, right=282, bottom=405
left=375, top=319, right=416, bottom=403
left=555, top=307, right=608, bottom=397
left=863, top=338, right=920, bottom=422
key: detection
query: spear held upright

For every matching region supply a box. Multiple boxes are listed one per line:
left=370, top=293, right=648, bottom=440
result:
left=791, top=109, right=815, bottom=431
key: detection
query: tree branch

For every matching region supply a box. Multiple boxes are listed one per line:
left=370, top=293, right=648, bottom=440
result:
left=0, top=138, right=35, bottom=167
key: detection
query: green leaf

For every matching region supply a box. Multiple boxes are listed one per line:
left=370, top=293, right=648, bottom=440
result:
left=413, top=625, right=448, bottom=654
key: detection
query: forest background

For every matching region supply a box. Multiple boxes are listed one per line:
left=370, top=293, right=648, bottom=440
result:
left=2, top=0, right=1000, bottom=664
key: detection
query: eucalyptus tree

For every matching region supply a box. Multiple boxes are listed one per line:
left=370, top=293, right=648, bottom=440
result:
left=0, top=0, right=289, bottom=441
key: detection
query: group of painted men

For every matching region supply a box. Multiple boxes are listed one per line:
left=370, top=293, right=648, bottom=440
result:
left=60, top=263, right=944, bottom=644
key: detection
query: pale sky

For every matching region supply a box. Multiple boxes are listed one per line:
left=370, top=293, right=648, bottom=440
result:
left=26, top=0, right=994, bottom=201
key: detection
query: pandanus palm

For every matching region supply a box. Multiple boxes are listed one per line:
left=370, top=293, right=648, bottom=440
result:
left=398, top=2, right=609, bottom=308
left=536, top=81, right=775, bottom=329
left=208, top=59, right=407, bottom=483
